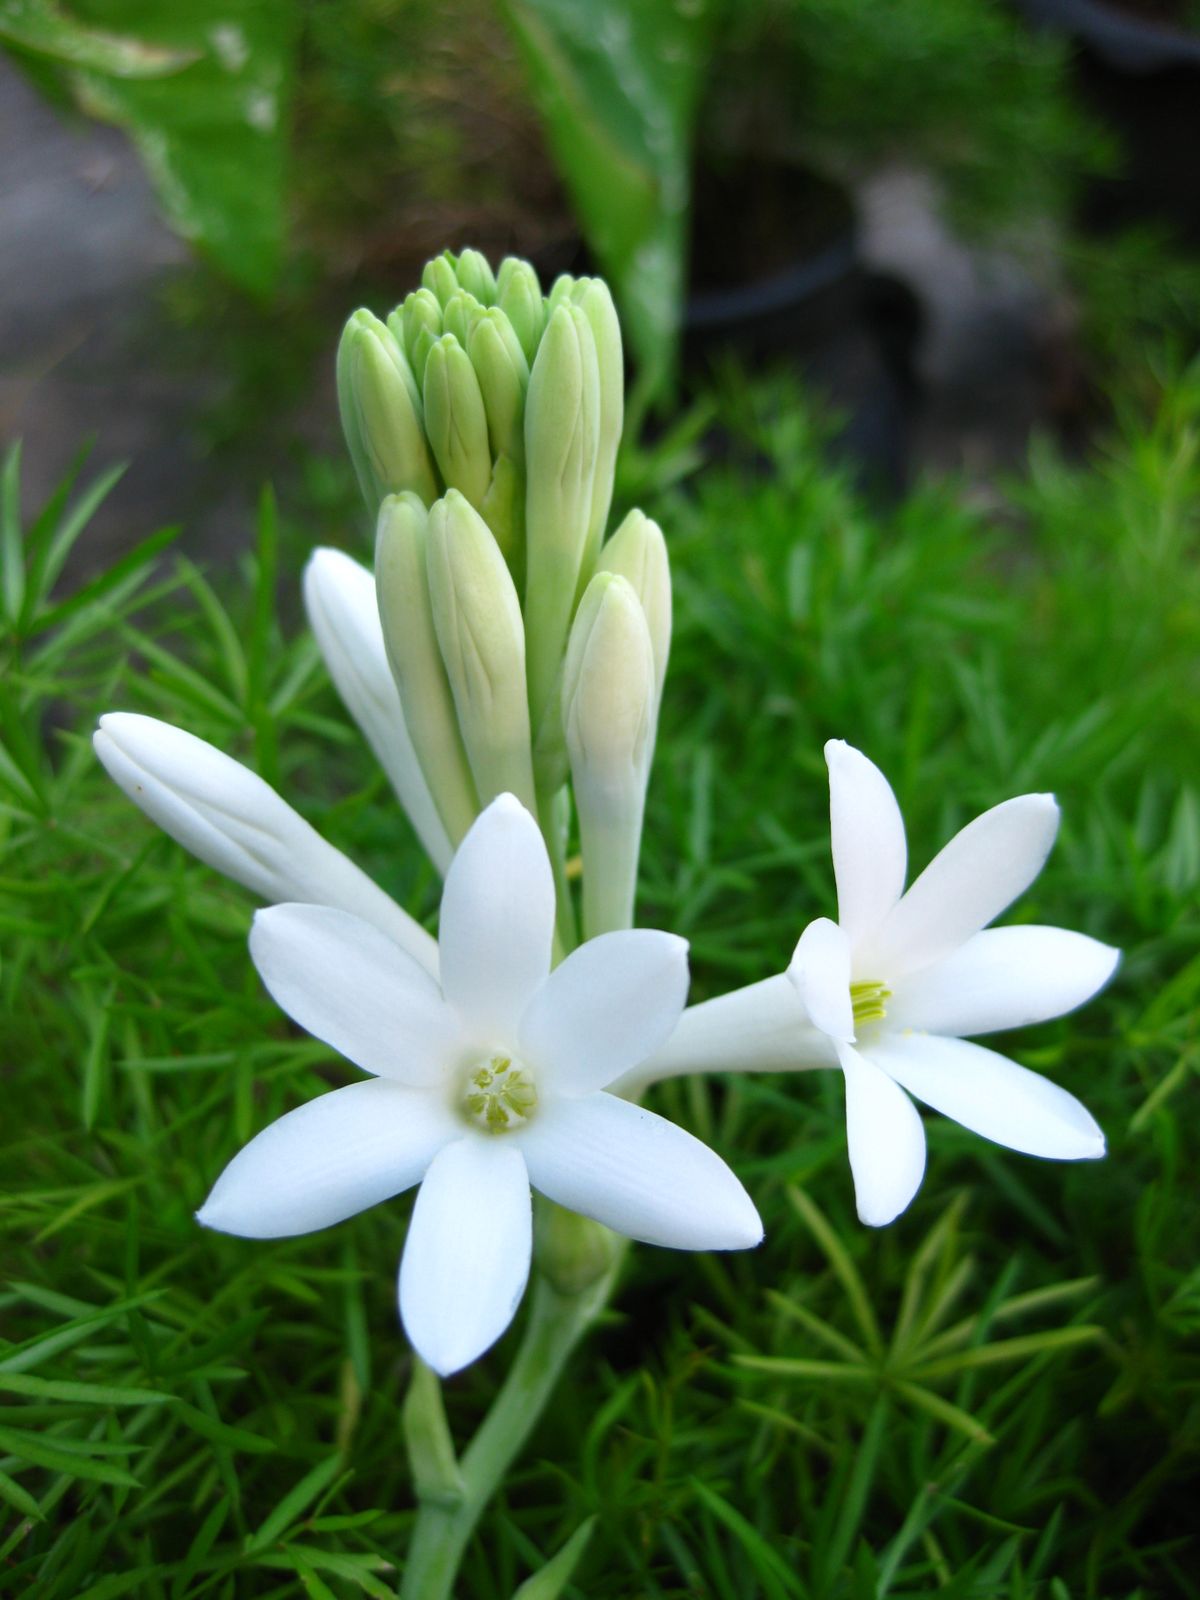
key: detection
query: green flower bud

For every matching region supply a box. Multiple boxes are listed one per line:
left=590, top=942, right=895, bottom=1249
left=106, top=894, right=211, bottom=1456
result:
left=426, top=490, right=537, bottom=815
left=535, top=1199, right=621, bottom=1296
left=442, top=289, right=485, bottom=350
left=597, top=508, right=670, bottom=712
left=496, top=256, right=545, bottom=364
left=396, top=290, right=442, bottom=387
left=468, top=308, right=530, bottom=464
left=376, top=493, right=479, bottom=846
left=337, top=310, right=439, bottom=511
left=545, top=273, right=577, bottom=319
left=454, top=247, right=497, bottom=304
left=571, top=278, right=624, bottom=574
left=480, top=452, right=526, bottom=580
left=422, top=334, right=492, bottom=513
left=562, top=571, right=656, bottom=937
left=422, top=250, right=460, bottom=307
left=523, top=303, right=601, bottom=740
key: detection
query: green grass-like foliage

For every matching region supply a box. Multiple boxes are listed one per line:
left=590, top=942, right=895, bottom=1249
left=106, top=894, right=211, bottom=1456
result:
left=2, top=368, right=1198, bottom=1597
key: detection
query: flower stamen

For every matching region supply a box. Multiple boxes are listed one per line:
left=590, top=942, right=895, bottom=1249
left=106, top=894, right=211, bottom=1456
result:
left=462, top=1054, right=537, bottom=1133
left=850, top=979, right=890, bottom=1027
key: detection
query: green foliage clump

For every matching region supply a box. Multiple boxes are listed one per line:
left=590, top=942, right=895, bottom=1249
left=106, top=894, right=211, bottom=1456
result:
left=2, top=365, right=1198, bottom=1594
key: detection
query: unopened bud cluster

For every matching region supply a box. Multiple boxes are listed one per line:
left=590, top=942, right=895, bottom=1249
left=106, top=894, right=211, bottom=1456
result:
left=335, top=249, right=671, bottom=937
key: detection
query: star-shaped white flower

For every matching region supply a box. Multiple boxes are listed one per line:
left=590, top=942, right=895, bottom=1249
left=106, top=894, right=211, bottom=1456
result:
left=197, top=793, right=762, bottom=1374
left=787, top=741, right=1118, bottom=1227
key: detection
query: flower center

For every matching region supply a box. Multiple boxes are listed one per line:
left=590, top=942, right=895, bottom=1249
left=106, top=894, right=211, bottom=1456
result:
left=461, top=1053, right=537, bottom=1133
left=850, top=979, right=890, bottom=1027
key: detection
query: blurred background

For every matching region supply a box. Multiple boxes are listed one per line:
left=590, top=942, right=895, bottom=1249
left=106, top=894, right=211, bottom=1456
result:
left=3, top=0, right=1199, bottom=565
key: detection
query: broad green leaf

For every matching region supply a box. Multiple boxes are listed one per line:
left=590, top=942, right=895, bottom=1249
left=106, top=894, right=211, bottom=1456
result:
left=62, top=0, right=296, bottom=295
left=501, top=0, right=714, bottom=398
left=0, top=0, right=192, bottom=76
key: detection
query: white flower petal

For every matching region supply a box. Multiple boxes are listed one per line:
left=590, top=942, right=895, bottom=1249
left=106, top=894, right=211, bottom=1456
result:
left=399, top=1136, right=532, bottom=1375
left=612, top=974, right=837, bottom=1097
left=304, top=549, right=453, bottom=874
left=868, top=1031, right=1105, bottom=1160
left=865, top=793, right=1060, bottom=979
left=94, top=712, right=438, bottom=975
left=517, top=1093, right=762, bottom=1250
left=437, top=795, right=555, bottom=1039
left=885, top=926, right=1120, bottom=1037
left=196, top=1078, right=454, bottom=1238
left=787, top=917, right=855, bottom=1042
left=838, top=1040, right=927, bottom=1227
left=826, top=740, right=907, bottom=949
left=249, top=904, right=461, bottom=1087
left=518, top=930, right=689, bottom=1094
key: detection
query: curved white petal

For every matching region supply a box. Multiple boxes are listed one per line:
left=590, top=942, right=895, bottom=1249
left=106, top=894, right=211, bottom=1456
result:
left=196, top=1078, right=454, bottom=1238
left=613, top=975, right=837, bottom=1097
left=304, top=549, right=453, bottom=874
left=94, top=712, right=438, bottom=975
left=399, top=1137, right=532, bottom=1375
left=787, top=917, right=854, bottom=1042
left=517, top=1093, right=762, bottom=1250
left=518, top=930, right=689, bottom=1095
left=865, top=793, right=1060, bottom=980
left=838, top=1040, right=927, bottom=1227
left=868, top=1031, right=1105, bottom=1160
left=885, top=926, right=1120, bottom=1037
left=826, top=740, right=907, bottom=949
left=250, top=905, right=462, bottom=1086
left=437, top=794, right=555, bottom=1040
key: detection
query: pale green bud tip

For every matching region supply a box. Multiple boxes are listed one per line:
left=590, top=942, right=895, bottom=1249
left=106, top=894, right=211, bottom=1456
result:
left=377, top=490, right=429, bottom=546
left=454, top=247, right=497, bottom=303
left=599, top=509, right=671, bottom=700
left=496, top=256, right=545, bottom=363
left=563, top=572, right=655, bottom=768
left=422, top=251, right=460, bottom=307
left=525, top=304, right=596, bottom=478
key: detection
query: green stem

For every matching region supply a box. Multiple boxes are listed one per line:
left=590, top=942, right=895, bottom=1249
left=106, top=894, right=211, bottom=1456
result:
left=398, top=1264, right=618, bottom=1600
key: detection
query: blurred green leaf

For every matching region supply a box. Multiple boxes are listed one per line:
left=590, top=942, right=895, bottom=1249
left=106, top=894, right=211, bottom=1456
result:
left=0, top=0, right=193, bottom=76
left=61, top=0, right=295, bottom=294
left=501, top=0, right=713, bottom=400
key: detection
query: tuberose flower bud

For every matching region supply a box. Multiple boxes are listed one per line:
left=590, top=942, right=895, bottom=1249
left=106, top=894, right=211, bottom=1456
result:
left=337, top=311, right=439, bottom=513
left=422, top=250, right=460, bottom=307
left=496, top=256, right=544, bottom=364
left=426, top=491, right=537, bottom=815
left=597, top=508, right=671, bottom=712
left=468, top=307, right=530, bottom=465
left=303, top=547, right=452, bottom=874
left=92, top=713, right=437, bottom=971
left=570, top=278, right=623, bottom=573
left=396, top=290, right=442, bottom=388
left=454, top=247, right=497, bottom=304
left=375, top=493, right=480, bottom=847
left=422, top=334, right=492, bottom=513
left=562, top=571, right=656, bottom=936
left=523, top=303, right=601, bottom=739
left=442, top=289, right=485, bottom=350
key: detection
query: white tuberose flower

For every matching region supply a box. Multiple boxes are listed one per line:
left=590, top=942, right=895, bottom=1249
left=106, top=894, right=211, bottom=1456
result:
left=790, top=741, right=1118, bottom=1228
left=198, top=793, right=762, bottom=1374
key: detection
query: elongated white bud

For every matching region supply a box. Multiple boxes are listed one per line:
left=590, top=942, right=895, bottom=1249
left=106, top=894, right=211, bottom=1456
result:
left=303, top=548, right=452, bottom=874
left=375, top=494, right=480, bottom=848
left=93, top=713, right=438, bottom=974
left=570, top=278, right=623, bottom=574
left=395, top=290, right=442, bottom=388
left=454, top=247, right=497, bottom=304
left=426, top=491, right=537, bottom=815
left=422, top=251, right=459, bottom=307
left=562, top=572, right=655, bottom=936
left=523, top=303, right=601, bottom=739
left=597, top=508, right=670, bottom=713
left=468, top=308, right=529, bottom=465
